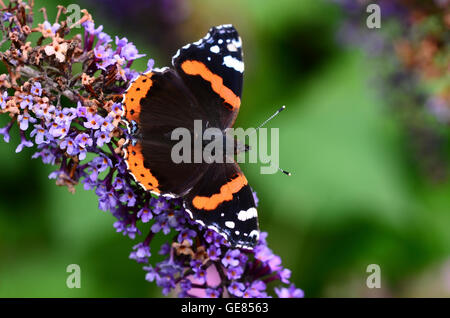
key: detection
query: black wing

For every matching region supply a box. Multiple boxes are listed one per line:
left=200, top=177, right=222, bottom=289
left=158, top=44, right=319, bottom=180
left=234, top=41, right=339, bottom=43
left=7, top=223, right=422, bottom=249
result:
left=172, top=24, right=244, bottom=130
left=123, top=68, right=208, bottom=197
left=184, top=162, right=259, bottom=249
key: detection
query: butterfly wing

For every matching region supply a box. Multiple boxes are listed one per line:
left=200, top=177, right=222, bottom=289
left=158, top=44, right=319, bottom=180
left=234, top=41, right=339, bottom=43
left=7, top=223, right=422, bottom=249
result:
left=123, top=68, right=208, bottom=197
left=184, top=162, right=259, bottom=249
left=172, top=24, right=244, bottom=130
left=123, top=25, right=259, bottom=248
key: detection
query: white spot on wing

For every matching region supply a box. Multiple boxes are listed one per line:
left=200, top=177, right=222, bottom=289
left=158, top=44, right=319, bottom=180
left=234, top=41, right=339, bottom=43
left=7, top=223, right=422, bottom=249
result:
left=225, top=221, right=235, bottom=229
left=249, top=230, right=259, bottom=240
left=210, top=45, right=220, bottom=54
left=223, top=55, right=244, bottom=73
left=227, top=43, right=238, bottom=52
left=232, top=37, right=242, bottom=48
left=237, top=207, right=257, bottom=221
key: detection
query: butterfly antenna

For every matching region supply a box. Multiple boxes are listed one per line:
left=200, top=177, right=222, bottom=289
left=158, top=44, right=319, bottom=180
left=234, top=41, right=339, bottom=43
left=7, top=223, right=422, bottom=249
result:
left=256, top=105, right=286, bottom=130
left=252, top=105, right=292, bottom=176
left=279, top=167, right=292, bottom=176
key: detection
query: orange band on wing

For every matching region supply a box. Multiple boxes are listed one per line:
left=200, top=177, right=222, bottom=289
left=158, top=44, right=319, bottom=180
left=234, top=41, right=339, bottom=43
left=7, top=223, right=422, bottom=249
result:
left=181, top=60, right=241, bottom=110
left=192, top=173, right=247, bottom=210
left=124, top=73, right=153, bottom=122
left=125, top=142, right=160, bottom=194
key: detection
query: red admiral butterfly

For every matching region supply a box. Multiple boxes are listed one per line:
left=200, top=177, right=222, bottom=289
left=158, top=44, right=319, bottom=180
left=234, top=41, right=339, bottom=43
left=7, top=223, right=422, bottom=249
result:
left=122, top=25, right=259, bottom=249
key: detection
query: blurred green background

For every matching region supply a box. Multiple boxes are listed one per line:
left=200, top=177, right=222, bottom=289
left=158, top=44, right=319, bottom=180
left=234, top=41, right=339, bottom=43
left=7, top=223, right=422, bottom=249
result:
left=0, top=0, right=449, bottom=297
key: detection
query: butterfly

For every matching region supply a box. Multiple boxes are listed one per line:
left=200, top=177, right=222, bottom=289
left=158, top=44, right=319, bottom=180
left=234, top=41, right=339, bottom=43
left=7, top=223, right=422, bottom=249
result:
left=122, top=24, right=259, bottom=249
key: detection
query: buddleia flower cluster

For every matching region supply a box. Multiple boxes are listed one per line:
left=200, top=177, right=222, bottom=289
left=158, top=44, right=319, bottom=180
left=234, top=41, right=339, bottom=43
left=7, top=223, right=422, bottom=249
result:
left=332, top=0, right=450, bottom=180
left=0, top=0, right=303, bottom=298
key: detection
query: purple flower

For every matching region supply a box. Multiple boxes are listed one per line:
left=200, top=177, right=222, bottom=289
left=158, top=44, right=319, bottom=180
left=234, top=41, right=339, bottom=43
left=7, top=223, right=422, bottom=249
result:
left=110, top=103, right=123, bottom=115
left=228, top=281, right=245, bottom=297
left=166, top=209, right=183, bottom=229
left=87, top=156, right=111, bottom=181
left=94, top=45, right=115, bottom=70
left=95, top=184, right=117, bottom=211
left=0, top=91, right=8, bottom=109
left=30, top=124, right=50, bottom=144
left=94, top=45, right=110, bottom=60
left=268, top=255, right=282, bottom=271
left=213, top=232, right=226, bottom=247
left=0, top=122, right=13, bottom=143
left=112, top=176, right=125, bottom=190
left=145, top=59, right=155, bottom=73
left=177, top=229, right=196, bottom=245
left=150, top=197, right=170, bottom=215
left=83, top=21, right=103, bottom=35
left=159, top=243, right=171, bottom=255
left=94, top=130, right=111, bottom=147
left=193, top=269, right=207, bottom=285
left=33, top=103, right=55, bottom=121
left=114, top=220, right=139, bottom=239
left=125, top=68, right=139, bottom=82
left=76, top=102, right=88, bottom=118
left=83, top=177, right=98, bottom=191
left=119, top=190, right=137, bottom=207
left=222, top=249, right=240, bottom=268
left=115, top=36, right=129, bottom=48
left=19, top=95, right=33, bottom=109
left=2, top=12, right=13, bottom=22
left=226, top=266, right=243, bottom=280
left=252, top=190, right=259, bottom=207
left=48, top=122, right=69, bottom=139
left=279, top=268, right=291, bottom=284
left=137, top=206, right=153, bottom=223
left=98, top=31, right=112, bottom=44
left=32, top=147, right=56, bottom=165
left=99, top=115, right=114, bottom=132
left=84, top=113, right=104, bottom=130
left=120, top=42, right=145, bottom=60
left=62, top=107, right=77, bottom=120
left=254, top=245, right=274, bottom=263
left=275, top=284, right=304, bottom=298
left=15, top=133, right=33, bottom=153
left=31, top=82, right=43, bottom=96
left=180, top=279, right=192, bottom=293
left=60, top=137, right=78, bottom=156
left=205, top=288, right=221, bottom=298
left=207, top=245, right=221, bottom=261
left=144, top=265, right=158, bottom=283
left=129, top=242, right=151, bottom=263
left=151, top=214, right=171, bottom=235
left=74, top=133, right=93, bottom=148
left=17, top=113, right=36, bottom=130
left=204, top=229, right=216, bottom=244
left=41, top=21, right=60, bottom=37
left=245, top=281, right=267, bottom=298
left=74, top=133, right=93, bottom=160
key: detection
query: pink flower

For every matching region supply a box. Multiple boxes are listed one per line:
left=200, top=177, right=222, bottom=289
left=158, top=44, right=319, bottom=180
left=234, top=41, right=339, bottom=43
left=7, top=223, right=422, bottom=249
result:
left=44, top=38, right=68, bottom=62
